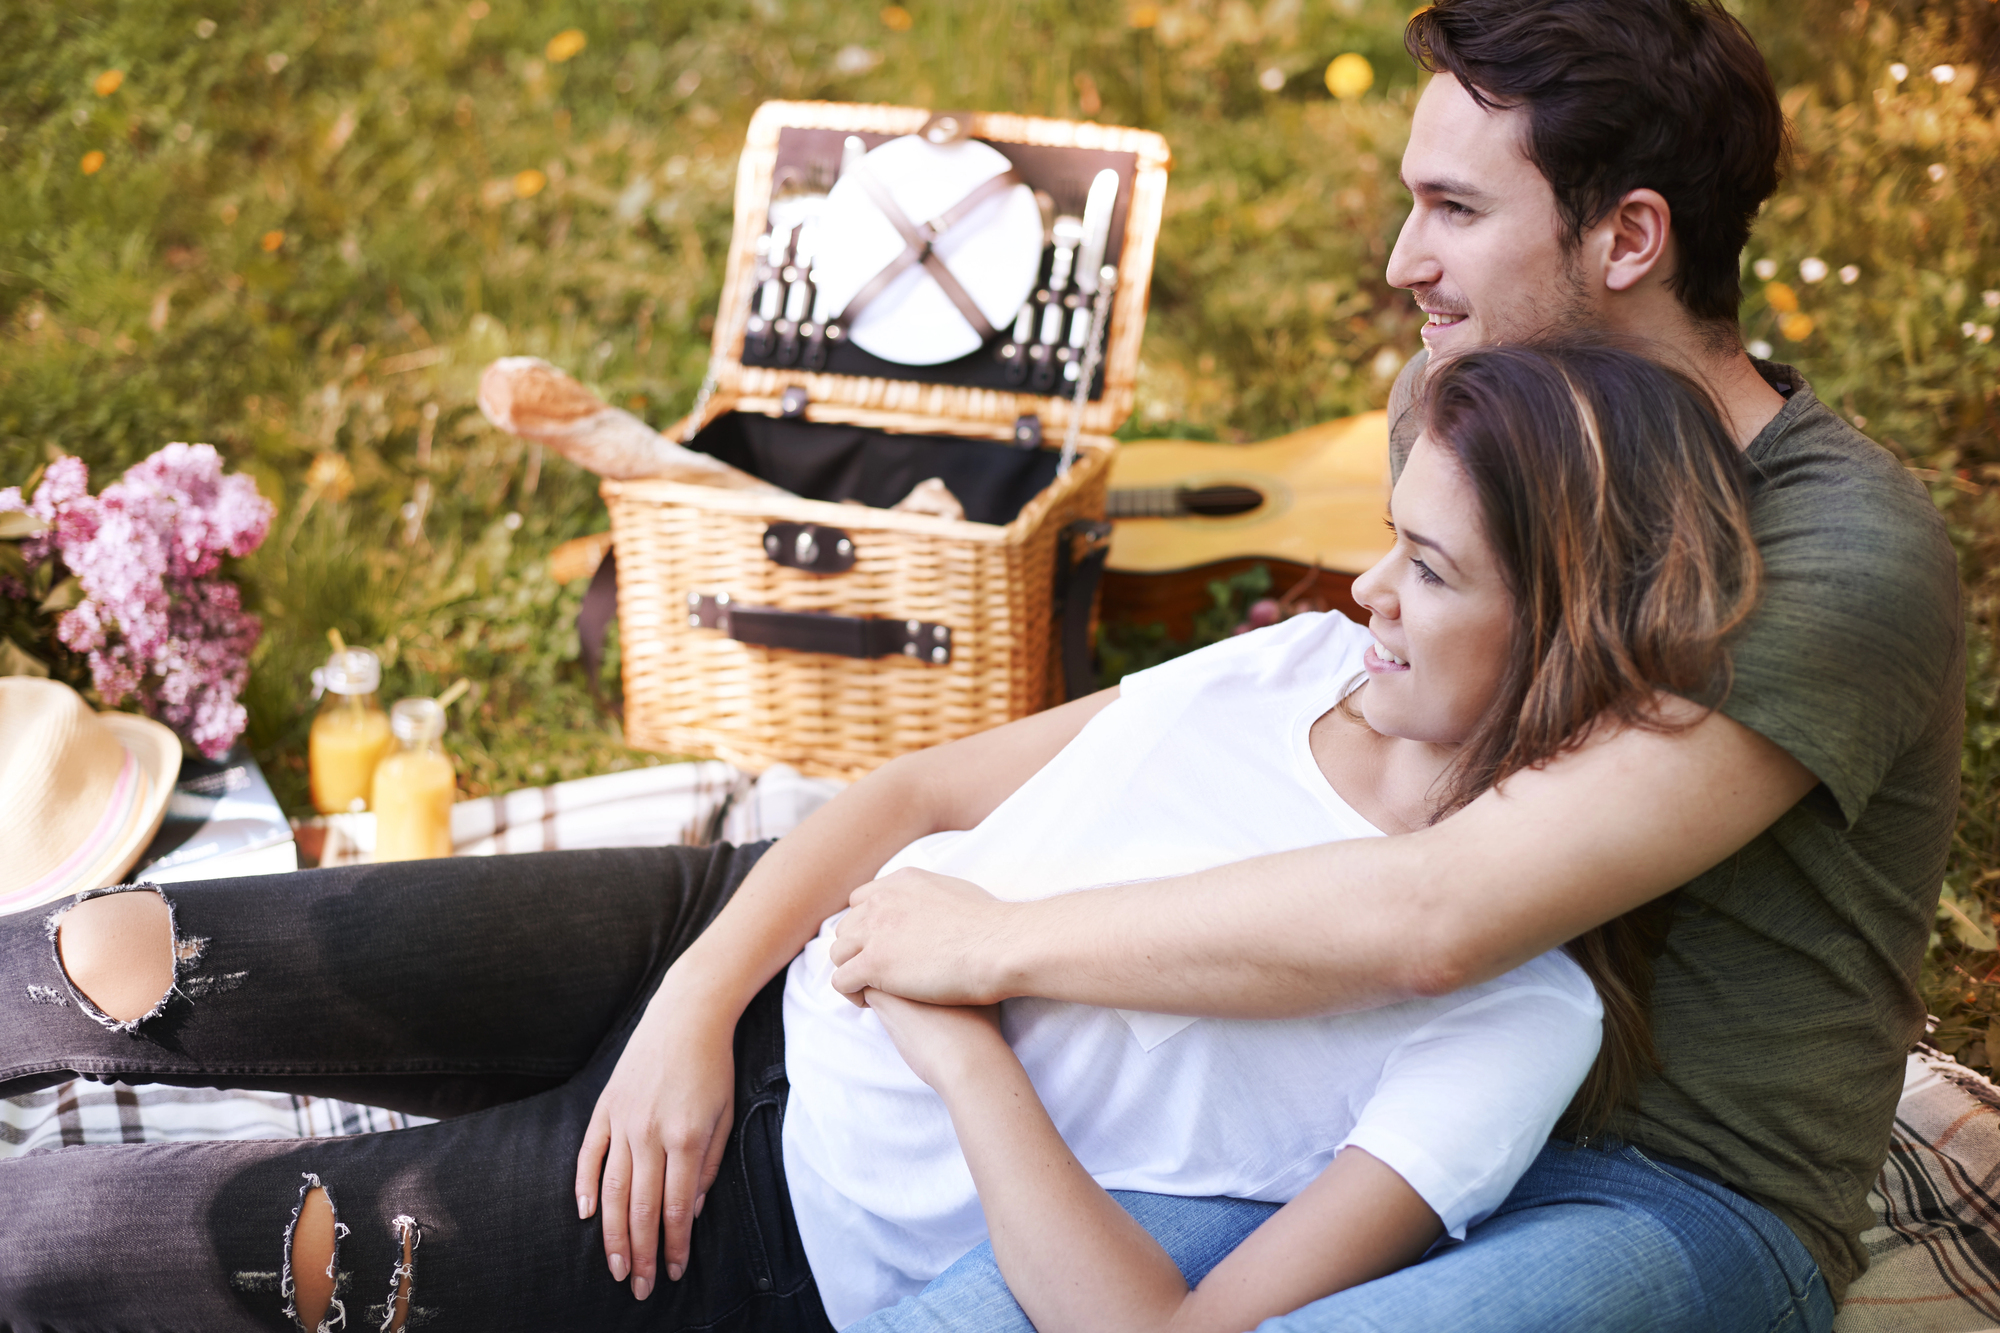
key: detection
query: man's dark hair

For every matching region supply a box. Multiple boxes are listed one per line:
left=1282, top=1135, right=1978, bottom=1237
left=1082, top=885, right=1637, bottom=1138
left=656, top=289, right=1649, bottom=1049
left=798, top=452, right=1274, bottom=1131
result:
left=1406, top=0, right=1788, bottom=323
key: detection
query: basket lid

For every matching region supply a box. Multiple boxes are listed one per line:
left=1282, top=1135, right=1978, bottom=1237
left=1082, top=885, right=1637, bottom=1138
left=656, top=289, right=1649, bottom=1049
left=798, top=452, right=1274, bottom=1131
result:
left=707, top=101, right=1170, bottom=442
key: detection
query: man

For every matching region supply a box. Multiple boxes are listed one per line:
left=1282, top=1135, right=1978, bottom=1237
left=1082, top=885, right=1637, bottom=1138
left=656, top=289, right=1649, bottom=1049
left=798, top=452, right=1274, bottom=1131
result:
left=830, top=1, right=1965, bottom=1328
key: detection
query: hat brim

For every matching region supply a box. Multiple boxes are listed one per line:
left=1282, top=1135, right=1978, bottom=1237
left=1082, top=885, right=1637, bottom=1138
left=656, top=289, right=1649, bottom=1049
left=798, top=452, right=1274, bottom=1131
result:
left=11, top=713, right=183, bottom=914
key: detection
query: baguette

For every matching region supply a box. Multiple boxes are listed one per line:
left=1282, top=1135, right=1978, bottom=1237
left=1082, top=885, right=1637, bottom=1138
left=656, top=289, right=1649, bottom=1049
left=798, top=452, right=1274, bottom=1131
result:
left=478, top=357, right=970, bottom=519
left=477, top=357, right=787, bottom=492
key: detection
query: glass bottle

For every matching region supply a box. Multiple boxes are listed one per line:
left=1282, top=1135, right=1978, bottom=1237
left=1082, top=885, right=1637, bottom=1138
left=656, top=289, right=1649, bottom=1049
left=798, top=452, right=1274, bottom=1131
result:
left=370, top=697, right=457, bottom=862
left=308, top=648, right=393, bottom=815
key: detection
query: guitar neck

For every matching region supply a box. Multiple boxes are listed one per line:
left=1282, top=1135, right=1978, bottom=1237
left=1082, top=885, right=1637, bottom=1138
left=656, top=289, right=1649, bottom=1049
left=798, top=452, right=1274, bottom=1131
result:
left=1107, top=486, right=1185, bottom=519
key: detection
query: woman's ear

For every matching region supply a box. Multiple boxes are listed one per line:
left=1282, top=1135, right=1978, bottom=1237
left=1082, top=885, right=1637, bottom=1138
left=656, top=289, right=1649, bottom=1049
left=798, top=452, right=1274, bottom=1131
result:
left=1598, top=188, right=1673, bottom=294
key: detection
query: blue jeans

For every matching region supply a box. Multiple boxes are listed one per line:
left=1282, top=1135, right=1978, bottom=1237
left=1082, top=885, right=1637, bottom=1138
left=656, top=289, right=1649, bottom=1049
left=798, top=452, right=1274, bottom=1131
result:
left=856, top=1141, right=1836, bottom=1333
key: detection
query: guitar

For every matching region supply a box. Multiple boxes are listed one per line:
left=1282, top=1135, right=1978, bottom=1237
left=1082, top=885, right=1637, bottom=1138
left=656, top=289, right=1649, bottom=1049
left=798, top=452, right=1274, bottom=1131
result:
left=1100, top=410, right=1393, bottom=636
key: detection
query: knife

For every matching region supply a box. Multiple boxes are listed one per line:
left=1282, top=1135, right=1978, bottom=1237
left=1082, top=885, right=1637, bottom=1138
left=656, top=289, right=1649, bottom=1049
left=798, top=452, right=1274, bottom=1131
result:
left=1063, top=169, right=1121, bottom=384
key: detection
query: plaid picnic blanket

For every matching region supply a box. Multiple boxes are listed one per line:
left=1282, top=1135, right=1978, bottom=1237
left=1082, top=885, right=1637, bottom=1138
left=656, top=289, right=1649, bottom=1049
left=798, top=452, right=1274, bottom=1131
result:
left=1835, top=1045, right=2000, bottom=1332
left=1, top=1081, right=430, bottom=1157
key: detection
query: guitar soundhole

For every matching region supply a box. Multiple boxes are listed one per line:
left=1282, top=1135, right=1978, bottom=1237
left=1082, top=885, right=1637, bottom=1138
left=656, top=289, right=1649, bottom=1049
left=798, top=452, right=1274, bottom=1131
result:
left=1180, top=484, right=1265, bottom=517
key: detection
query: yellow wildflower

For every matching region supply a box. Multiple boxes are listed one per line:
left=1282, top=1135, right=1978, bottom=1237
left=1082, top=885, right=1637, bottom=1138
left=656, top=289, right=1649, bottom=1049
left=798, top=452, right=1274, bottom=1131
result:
left=1764, top=281, right=1799, bottom=313
left=307, top=453, right=355, bottom=502
left=1129, top=4, right=1160, bottom=29
left=1326, top=54, right=1374, bottom=100
left=514, top=169, right=547, bottom=199
left=261, top=230, right=286, bottom=252
left=80, top=150, right=105, bottom=175
left=1779, top=312, right=1815, bottom=341
left=545, top=29, right=586, bottom=63
left=880, top=5, right=913, bottom=30
left=93, top=70, right=124, bottom=97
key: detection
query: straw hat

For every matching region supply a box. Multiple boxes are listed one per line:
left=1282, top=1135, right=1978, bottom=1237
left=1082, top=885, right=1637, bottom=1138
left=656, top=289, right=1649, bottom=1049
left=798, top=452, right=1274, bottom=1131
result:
left=0, top=677, right=181, bottom=915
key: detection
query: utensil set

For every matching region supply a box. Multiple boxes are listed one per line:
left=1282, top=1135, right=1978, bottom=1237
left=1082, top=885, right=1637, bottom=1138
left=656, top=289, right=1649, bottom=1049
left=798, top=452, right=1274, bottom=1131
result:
left=744, top=138, right=1122, bottom=389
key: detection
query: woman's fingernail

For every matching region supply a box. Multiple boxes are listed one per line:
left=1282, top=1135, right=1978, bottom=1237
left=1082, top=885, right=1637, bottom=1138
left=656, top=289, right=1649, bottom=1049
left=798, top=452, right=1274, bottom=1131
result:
left=609, top=1253, right=628, bottom=1282
left=633, top=1275, right=653, bottom=1300
left=693, top=1193, right=705, bottom=1218
left=577, top=1194, right=591, bottom=1219
left=669, top=1262, right=684, bottom=1282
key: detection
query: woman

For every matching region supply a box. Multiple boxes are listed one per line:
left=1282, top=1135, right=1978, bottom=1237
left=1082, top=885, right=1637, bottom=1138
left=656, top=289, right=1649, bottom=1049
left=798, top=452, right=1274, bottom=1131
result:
left=843, top=339, right=1758, bottom=1331
left=0, top=343, right=1758, bottom=1333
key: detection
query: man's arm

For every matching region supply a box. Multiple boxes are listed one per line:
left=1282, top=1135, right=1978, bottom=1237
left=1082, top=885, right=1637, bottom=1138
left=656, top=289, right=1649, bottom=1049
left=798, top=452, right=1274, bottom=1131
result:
left=830, top=699, right=1817, bottom=1016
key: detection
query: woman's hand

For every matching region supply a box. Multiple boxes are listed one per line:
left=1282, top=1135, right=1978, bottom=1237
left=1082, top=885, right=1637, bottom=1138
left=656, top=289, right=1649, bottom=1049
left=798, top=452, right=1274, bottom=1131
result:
left=574, top=973, right=736, bottom=1302
left=863, top=989, right=1008, bottom=1090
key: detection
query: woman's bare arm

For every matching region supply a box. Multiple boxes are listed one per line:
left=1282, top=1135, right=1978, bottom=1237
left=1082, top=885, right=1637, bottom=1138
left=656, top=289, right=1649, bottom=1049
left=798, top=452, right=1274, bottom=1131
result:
left=577, top=687, right=1118, bottom=1300
left=867, top=993, right=1441, bottom=1333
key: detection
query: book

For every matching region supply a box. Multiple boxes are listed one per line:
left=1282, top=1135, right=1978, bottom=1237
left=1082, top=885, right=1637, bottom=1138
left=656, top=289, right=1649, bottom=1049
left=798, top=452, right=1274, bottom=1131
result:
left=134, top=747, right=299, bottom=884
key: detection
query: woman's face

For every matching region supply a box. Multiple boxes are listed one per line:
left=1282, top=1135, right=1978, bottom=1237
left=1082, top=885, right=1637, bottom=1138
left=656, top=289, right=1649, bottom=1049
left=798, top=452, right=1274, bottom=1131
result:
left=1350, top=433, right=1516, bottom=747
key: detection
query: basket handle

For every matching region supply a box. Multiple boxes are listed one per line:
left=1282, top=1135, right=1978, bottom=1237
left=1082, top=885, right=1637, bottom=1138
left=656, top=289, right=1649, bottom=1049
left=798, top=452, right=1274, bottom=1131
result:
left=688, top=593, right=953, bottom=664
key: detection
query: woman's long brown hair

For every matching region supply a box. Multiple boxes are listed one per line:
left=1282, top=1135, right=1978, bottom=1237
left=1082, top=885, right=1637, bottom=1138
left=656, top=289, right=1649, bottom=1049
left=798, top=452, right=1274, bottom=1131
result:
left=1415, top=342, right=1763, bottom=1138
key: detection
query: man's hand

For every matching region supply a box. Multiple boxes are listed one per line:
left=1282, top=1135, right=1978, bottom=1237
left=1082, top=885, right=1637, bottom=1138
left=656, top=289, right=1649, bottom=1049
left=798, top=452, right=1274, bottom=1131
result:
left=863, top=989, right=1008, bottom=1090
left=830, top=868, right=1018, bottom=1005
left=574, top=977, right=735, bottom=1302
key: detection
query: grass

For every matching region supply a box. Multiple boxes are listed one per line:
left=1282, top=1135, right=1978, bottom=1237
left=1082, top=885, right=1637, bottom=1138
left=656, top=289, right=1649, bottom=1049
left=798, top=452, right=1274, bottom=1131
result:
left=2, top=0, right=1996, bottom=1065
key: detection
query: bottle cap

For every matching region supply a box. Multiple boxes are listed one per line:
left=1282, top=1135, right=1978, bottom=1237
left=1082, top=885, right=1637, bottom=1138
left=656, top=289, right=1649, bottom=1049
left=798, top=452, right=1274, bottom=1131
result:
left=389, top=696, right=446, bottom=743
left=315, top=648, right=381, bottom=696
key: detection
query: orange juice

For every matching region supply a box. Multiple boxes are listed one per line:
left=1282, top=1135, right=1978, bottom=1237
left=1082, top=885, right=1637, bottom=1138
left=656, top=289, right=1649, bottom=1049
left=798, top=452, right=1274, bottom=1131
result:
left=310, top=704, right=393, bottom=814
left=308, top=649, right=392, bottom=814
left=371, top=697, right=456, bottom=862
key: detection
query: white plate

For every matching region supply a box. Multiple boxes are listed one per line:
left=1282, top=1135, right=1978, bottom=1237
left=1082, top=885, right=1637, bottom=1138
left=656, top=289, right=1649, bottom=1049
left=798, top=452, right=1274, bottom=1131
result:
left=810, top=135, right=1043, bottom=366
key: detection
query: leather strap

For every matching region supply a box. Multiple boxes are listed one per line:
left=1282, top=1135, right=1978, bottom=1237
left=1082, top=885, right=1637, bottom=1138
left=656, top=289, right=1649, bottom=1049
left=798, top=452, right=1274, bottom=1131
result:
left=579, top=550, right=618, bottom=683
left=1054, top=520, right=1113, bottom=702
left=578, top=549, right=620, bottom=713
left=839, top=166, right=1024, bottom=340
left=688, top=595, right=952, bottom=663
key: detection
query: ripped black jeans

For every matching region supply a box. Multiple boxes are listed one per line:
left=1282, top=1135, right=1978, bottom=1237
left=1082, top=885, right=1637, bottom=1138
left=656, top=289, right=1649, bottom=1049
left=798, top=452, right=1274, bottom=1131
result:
left=0, top=844, right=833, bottom=1333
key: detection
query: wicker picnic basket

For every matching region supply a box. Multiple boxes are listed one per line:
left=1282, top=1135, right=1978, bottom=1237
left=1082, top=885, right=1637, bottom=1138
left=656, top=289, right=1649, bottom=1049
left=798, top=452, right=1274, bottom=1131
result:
left=603, top=100, right=1170, bottom=780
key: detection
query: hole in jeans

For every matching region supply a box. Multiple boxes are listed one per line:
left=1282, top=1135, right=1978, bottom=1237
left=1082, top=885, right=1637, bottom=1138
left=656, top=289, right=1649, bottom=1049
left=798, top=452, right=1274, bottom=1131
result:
left=373, top=1215, right=419, bottom=1333
left=284, top=1177, right=348, bottom=1333
left=50, top=887, right=178, bottom=1028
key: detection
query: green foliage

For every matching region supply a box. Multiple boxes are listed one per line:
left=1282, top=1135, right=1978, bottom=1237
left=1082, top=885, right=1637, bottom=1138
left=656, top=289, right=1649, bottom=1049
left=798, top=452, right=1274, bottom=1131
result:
left=1096, top=562, right=1274, bottom=685
left=0, top=475, right=89, bottom=690
left=1, top=0, right=1995, bottom=1061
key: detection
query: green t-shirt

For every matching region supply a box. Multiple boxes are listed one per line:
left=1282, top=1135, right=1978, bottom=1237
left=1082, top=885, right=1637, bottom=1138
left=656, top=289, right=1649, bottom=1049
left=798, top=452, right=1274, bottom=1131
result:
left=1390, top=353, right=1965, bottom=1300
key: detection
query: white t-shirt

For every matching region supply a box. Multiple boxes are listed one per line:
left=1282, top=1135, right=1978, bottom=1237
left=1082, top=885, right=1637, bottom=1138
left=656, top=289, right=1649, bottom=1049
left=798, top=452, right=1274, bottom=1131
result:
left=782, top=612, right=1604, bottom=1328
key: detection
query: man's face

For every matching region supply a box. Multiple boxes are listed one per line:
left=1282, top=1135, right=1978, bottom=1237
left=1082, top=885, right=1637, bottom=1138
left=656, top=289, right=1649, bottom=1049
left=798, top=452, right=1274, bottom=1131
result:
left=1387, top=75, right=1594, bottom=355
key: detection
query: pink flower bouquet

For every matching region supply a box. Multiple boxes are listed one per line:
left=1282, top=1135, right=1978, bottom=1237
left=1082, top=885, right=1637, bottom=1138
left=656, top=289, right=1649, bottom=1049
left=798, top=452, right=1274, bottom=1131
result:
left=1, top=445, right=274, bottom=758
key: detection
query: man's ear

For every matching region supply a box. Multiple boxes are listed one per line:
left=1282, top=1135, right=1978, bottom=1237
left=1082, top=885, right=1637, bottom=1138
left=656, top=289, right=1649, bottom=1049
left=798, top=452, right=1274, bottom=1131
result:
left=1597, top=188, right=1673, bottom=293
